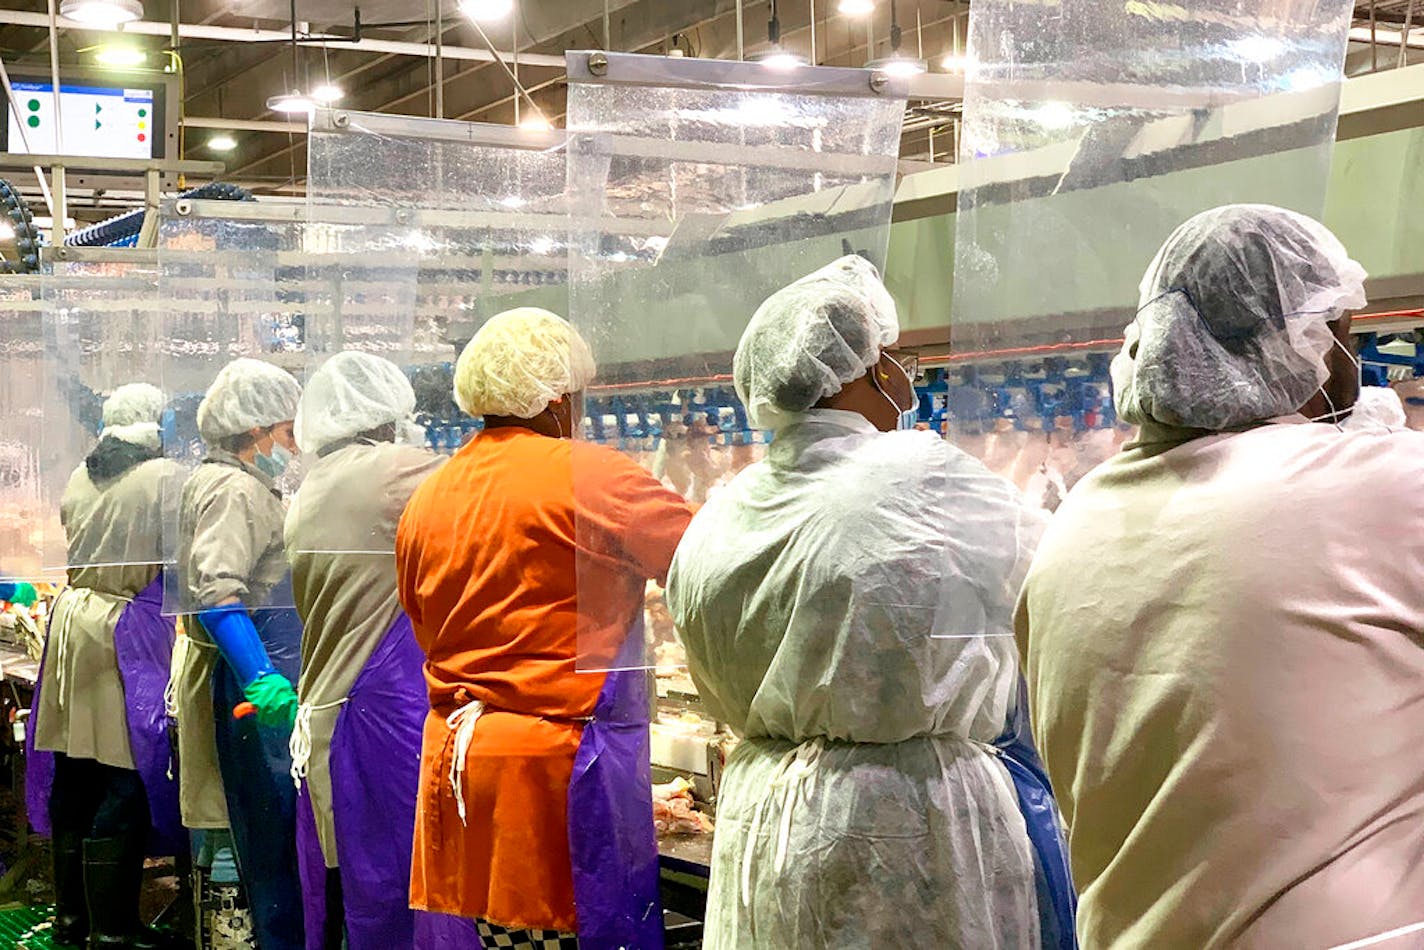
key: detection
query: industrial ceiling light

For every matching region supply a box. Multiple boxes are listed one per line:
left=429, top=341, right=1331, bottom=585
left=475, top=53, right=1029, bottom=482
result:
left=60, top=0, right=143, bottom=26
left=838, top=0, right=875, bottom=15
left=751, top=0, right=808, bottom=69
left=866, top=0, right=925, bottom=76
left=208, top=134, right=237, bottom=152
left=939, top=52, right=967, bottom=72
left=310, top=83, right=344, bottom=104
left=459, top=0, right=514, bottom=22
left=267, top=91, right=316, bottom=114
left=94, top=45, right=147, bottom=68
left=518, top=110, right=553, bottom=131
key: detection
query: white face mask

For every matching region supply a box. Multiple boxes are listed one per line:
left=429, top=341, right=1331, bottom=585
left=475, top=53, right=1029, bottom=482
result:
left=1309, top=335, right=1362, bottom=426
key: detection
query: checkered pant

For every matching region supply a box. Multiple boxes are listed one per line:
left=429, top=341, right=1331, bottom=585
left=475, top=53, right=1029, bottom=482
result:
left=474, top=919, right=579, bottom=949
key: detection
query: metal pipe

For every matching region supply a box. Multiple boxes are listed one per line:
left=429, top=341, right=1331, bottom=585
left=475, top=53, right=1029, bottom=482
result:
left=512, top=10, right=520, bottom=125
left=46, top=0, right=63, bottom=154
left=1400, top=0, right=1416, bottom=70
left=1372, top=0, right=1379, bottom=72
left=809, top=0, right=816, bottom=64
left=736, top=0, right=744, bottom=60
left=435, top=0, right=445, bottom=118
left=604, top=0, right=611, bottom=50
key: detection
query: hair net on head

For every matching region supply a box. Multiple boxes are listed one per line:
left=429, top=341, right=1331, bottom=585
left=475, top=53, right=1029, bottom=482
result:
left=294, top=352, right=417, bottom=455
left=453, top=307, right=595, bottom=419
left=733, top=255, right=900, bottom=431
left=99, top=383, right=165, bottom=449
left=1342, top=385, right=1406, bottom=432
left=1113, top=204, right=1367, bottom=431
left=196, top=357, right=302, bottom=444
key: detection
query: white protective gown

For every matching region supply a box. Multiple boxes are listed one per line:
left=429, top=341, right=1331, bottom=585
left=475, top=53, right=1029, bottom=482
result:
left=666, top=409, right=1042, bottom=949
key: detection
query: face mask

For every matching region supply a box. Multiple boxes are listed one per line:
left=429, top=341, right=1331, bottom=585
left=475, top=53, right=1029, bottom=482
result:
left=255, top=442, right=293, bottom=478
left=873, top=358, right=919, bottom=431
left=1308, top=336, right=1362, bottom=426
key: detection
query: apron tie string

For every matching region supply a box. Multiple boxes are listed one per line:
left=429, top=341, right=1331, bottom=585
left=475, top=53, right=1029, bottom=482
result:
left=446, top=697, right=486, bottom=827
left=740, top=737, right=825, bottom=909
left=289, top=699, right=350, bottom=790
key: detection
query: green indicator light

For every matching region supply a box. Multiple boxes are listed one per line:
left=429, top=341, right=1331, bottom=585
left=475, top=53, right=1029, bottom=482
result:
left=27, top=99, right=39, bottom=111
left=138, top=108, right=147, bottom=118
left=26, top=116, right=39, bottom=128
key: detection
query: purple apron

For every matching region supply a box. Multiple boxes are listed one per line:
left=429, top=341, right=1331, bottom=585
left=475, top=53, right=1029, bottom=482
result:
left=567, top=619, right=664, bottom=950
left=294, top=614, right=482, bottom=950
left=27, top=573, right=184, bottom=855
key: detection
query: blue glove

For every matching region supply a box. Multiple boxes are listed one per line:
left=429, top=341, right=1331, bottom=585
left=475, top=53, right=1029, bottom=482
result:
left=198, top=605, right=277, bottom=689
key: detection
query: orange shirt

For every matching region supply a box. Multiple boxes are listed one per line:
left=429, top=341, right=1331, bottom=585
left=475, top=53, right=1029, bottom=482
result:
left=395, top=427, right=693, bottom=931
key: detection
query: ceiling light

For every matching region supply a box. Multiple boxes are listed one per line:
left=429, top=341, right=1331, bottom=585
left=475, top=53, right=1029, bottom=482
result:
left=459, top=0, right=513, bottom=22
left=94, top=45, right=146, bottom=68
left=868, top=55, right=927, bottom=78
left=751, top=48, right=808, bottom=71
left=518, top=110, right=553, bottom=131
left=310, top=84, right=344, bottom=104
left=838, top=0, right=875, bottom=15
left=60, top=0, right=142, bottom=26
left=940, top=53, right=968, bottom=72
left=208, top=134, right=237, bottom=152
left=267, top=91, right=316, bottom=115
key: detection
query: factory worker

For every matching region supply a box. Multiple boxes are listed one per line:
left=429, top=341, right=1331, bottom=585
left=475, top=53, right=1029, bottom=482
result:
left=27, top=384, right=185, bottom=949
left=665, top=256, right=1075, bottom=950
left=396, top=308, right=694, bottom=948
left=1017, top=205, right=1424, bottom=947
left=283, top=352, right=458, bottom=949
left=174, top=357, right=305, bottom=950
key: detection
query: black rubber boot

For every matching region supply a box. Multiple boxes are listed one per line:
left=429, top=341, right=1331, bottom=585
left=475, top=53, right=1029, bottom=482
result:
left=82, top=835, right=191, bottom=950
left=51, top=828, right=88, bottom=947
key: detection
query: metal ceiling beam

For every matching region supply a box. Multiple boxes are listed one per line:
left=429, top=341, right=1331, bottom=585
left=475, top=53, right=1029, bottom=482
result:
left=0, top=9, right=564, bottom=67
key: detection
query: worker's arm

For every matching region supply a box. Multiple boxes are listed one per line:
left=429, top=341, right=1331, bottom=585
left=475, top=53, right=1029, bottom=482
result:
left=198, top=603, right=298, bottom=729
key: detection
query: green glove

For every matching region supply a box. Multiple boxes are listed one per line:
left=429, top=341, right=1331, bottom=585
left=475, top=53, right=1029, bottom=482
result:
left=243, top=673, right=299, bottom=730
left=0, top=583, right=37, bottom=607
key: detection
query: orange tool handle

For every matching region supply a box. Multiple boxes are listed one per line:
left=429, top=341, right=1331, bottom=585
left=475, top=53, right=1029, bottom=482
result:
left=233, top=702, right=257, bottom=720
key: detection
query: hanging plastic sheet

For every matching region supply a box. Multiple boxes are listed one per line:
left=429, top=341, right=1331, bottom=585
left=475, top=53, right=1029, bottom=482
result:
left=940, top=0, right=1357, bottom=514
left=306, top=108, right=570, bottom=467
left=0, top=275, right=52, bottom=585
left=950, top=0, right=1357, bottom=357
left=39, top=261, right=169, bottom=573
left=563, top=52, right=907, bottom=674
left=156, top=198, right=416, bottom=613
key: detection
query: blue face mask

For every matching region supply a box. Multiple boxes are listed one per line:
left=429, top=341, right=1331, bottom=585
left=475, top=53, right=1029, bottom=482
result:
left=255, top=442, right=293, bottom=479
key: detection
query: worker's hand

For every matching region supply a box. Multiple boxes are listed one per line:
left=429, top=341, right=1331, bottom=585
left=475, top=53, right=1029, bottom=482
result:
left=242, top=673, right=298, bottom=730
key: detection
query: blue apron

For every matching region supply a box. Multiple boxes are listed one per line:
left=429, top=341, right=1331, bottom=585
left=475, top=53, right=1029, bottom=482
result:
left=995, top=677, right=1078, bottom=950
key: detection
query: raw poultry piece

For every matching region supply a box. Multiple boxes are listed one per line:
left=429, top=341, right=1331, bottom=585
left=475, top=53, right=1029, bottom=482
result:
left=652, top=776, right=714, bottom=835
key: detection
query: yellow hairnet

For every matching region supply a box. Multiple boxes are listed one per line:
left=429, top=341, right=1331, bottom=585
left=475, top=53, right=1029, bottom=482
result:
left=453, top=307, right=596, bottom=419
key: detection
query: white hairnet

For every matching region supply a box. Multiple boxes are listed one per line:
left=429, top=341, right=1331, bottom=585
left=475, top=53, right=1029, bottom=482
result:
left=1113, top=205, right=1367, bottom=431
left=100, top=383, right=164, bottom=449
left=295, top=352, right=417, bottom=455
left=733, top=255, right=900, bottom=431
left=1342, top=385, right=1406, bottom=431
left=453, top=307, right=595, bottom=419
left=196, top=357, right=302, bottom=443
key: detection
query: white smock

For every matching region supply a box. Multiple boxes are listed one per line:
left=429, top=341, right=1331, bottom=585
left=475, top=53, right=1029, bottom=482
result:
left=666, top=409, right=1042, bottom=949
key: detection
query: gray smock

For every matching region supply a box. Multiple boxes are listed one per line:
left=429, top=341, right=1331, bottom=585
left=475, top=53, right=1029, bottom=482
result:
left=35, top=457, right=181, bottom=767
left=173, top=450, right=289, bottom=829
left=666, top=409, right=1042, bottom=950
left=284, top=440, right=442, bottom=866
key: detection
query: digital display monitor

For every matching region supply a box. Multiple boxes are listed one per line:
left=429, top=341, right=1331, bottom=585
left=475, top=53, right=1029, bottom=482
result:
left=2, top=76, right=167, bottom=160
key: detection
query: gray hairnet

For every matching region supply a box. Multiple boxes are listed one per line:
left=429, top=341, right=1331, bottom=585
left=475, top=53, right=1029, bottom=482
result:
left=1113, top=205, right=1367, bottom=431
left=197, top=357, right=302, bottom=443
left=454, top=307, right=596, bottom=419
left=734, top=255, right=900, bottom=431
left=295, top=351, right=417, bottom=455
left=1342, top=385, right=1406, bottom=431
left=101, top=383, right=165, bottom=449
